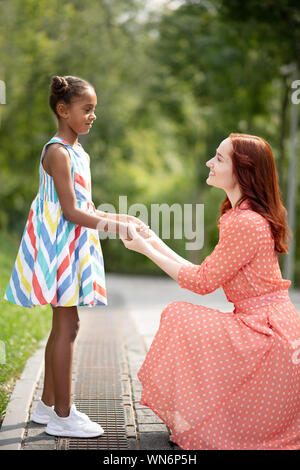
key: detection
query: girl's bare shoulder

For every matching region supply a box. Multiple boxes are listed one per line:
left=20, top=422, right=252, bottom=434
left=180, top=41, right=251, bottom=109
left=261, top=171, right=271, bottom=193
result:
left=43, top=143, right=70, bottom=177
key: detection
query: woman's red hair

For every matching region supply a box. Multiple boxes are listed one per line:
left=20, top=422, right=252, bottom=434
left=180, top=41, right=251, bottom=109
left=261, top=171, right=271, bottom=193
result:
left=217, top=133, right=292, bottom=254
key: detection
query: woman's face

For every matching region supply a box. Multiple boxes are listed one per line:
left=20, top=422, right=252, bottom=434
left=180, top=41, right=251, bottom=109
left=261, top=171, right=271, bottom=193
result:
left=206, top=137, right=238, bottom=191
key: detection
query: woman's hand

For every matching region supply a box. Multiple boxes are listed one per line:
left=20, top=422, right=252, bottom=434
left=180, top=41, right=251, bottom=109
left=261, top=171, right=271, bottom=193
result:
left=120, top=223, right=154, bottom=254
left=96, top=210, right=151, bottom=240
left=116, top=214, right=151, bottom=238
left=127, top=215, right=151, bottom=236
left=121, top=223, right=183, bottom=281
left=141, top=227, right=162, bottom=248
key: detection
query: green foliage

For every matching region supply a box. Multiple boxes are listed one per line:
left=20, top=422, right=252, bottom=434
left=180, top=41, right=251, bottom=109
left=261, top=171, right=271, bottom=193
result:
left=0, top=230, right=52, bottom=423
left=218, top=0, right=300, bottom=67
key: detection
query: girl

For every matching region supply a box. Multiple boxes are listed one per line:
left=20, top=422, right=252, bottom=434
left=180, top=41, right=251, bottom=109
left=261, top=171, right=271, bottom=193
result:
left=121, top=133, right=300, bottom=450
left=3, top=75, right=148, bottom=438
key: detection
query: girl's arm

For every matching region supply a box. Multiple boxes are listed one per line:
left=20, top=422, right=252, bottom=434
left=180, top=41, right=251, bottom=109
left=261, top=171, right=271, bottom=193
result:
left=94, top=209, right=149, bottom=233
left=46, top=145, right=132, bottom=236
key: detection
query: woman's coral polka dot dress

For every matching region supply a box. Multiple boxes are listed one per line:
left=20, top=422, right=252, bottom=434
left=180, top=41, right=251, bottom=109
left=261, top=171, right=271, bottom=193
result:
left=137, top=199, right=300, bottom=450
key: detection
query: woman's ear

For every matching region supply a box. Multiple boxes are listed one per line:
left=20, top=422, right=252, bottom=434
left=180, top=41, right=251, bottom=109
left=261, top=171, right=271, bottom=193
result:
left=56, top=101, right=69, bottom=119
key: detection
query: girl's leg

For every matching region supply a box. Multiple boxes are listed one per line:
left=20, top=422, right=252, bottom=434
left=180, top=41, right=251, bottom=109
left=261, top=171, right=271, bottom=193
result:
left=41, top=305, right=80, bottom=417
left=40, top=313, right=56, bottom=406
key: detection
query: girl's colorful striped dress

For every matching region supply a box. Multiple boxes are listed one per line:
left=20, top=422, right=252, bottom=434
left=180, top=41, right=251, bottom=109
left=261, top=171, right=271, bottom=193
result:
left=4, top=136, right=107, bottom=308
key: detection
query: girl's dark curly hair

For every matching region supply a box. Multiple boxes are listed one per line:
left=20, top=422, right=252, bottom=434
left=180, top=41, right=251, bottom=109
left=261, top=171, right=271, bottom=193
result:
left=49, top=75, right=94, bottom=117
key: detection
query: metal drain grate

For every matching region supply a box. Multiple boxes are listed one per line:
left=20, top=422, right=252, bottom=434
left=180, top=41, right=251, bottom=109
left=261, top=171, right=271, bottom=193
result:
left=57, top=308, right=136, bottom=450
left=59, top=399, right=129, bottom=450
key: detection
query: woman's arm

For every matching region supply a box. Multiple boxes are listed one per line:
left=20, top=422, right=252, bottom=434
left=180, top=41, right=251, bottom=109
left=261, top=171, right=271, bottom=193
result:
left=98, top=210, right=192, bottom=266
left=96, top=210, right=191, bottom=265
left=145, top=229, right=193, bottom=267
left=143, top=244, right=183, bottom=281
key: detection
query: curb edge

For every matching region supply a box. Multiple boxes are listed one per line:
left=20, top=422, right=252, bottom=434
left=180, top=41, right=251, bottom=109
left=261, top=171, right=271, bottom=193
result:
left=0, top=337, right=47, bottom=450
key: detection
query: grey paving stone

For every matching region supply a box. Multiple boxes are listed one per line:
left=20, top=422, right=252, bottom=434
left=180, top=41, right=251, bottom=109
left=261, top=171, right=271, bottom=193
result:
left=139, top=432, right=172, bottom=450
left=131, top=379, right=143, bottom=392
left=139, top=423, right=168, bottom=433
left=136, top=409, right=165, bottom=424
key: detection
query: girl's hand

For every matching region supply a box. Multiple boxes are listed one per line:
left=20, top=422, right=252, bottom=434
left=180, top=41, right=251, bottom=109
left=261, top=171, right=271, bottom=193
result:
left=120, top=223, right=153, bottom=255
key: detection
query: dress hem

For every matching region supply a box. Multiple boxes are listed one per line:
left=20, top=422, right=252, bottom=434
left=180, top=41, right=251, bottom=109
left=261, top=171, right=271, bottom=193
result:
left=137, top=380, right=300, bottom=450
left=3, top=296, right=108, bottom=309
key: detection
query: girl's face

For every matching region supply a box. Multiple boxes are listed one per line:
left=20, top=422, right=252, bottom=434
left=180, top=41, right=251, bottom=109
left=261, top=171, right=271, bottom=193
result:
left=205, top=137, right=238, bottom=191
left=57, top=87, right=97, bottom=135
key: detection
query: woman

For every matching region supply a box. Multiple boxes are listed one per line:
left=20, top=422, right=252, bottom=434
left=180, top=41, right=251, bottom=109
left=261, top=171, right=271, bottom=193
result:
left=121, top=133, right=300, bottom=450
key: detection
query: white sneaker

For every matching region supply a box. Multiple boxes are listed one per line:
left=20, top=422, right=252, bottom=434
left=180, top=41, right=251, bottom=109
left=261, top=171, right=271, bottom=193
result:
left=45, top=406, right=104, bottom=438
left=31, top=400, right=92, bottom=425
left=71, top=403, right=91, bottom=422
left=31, top=398, right=54, bottom=424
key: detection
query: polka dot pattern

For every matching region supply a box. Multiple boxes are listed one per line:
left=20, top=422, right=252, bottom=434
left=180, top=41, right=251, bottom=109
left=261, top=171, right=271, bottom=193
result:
left=137, top=199, right=300, bottom=450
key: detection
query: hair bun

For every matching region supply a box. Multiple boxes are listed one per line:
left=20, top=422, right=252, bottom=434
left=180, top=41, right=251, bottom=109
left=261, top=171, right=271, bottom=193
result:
left=50, top=76, right=69, bottom=95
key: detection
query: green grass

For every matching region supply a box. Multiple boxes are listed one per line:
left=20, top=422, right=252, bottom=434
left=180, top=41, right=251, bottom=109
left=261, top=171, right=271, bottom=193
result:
left=0, top=230, right=52, bottom=425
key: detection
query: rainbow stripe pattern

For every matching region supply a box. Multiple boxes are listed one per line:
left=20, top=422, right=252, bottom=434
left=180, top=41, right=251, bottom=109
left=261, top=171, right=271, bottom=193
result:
left=4, top=136, right=107, bottom=308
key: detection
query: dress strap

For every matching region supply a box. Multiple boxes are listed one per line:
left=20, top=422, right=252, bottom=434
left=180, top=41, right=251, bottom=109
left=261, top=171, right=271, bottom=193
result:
left=41, top=136, right=87, bottom=163
left=40, top=136, right=74, bottom=162
left=39, top=136, right=75, bottom=203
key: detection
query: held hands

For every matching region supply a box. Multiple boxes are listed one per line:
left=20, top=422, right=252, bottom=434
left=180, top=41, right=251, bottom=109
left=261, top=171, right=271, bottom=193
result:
left=118, top=215, right=152, bottom=241
left=97, top=211, right=158, bottom=254
left=117, top=214, right=150, bottom=235
left=120, top=222, right=157, bottom=255
left=97, top=211, right=152, bottom=240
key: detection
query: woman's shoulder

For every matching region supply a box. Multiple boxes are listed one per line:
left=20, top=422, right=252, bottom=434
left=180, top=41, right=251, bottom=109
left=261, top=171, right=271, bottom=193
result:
left=221, top=207, right=270, bottom=241
left=220, top=199, right=265, bottom=223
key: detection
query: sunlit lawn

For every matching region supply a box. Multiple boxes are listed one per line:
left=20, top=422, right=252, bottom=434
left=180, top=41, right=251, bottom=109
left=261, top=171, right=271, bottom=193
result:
left=0, top=230, right=52, bottom=425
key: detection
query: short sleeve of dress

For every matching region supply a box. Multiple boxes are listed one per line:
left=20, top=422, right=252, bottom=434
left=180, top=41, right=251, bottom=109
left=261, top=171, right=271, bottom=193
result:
left=178, top=212, right=263, bottom=295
